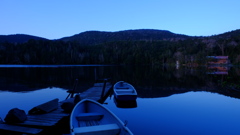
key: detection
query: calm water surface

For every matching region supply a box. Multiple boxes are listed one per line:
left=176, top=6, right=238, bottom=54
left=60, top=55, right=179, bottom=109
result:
left=0, top=65, right=240, bottom=135
left=104, top=92, right=240, bottom=135
left=0, top=87, right=67, bottom=119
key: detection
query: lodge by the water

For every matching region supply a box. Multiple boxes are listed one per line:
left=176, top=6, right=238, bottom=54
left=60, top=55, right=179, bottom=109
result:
left=207, top=56, right=229, bottom=65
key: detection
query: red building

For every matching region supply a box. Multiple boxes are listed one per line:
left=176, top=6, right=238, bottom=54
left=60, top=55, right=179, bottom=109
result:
left=207, top=56, right=229, bottom=65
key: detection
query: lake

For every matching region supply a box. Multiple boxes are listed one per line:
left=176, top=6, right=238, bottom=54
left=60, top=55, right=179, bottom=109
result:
left=1, top=65, right=240, bottom=135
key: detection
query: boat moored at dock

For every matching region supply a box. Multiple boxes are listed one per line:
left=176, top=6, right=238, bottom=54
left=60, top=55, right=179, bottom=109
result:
left=113, top=81, right=137, bottom=101
left=70, top=99, right=133, bottom=135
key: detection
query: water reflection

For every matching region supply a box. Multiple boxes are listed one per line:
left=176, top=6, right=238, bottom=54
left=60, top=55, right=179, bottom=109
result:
left=0, top=65, right=113, bottom=92
left=104, top=92, right=240, bottom=135
left=1, top=65, right=240, bottom=135
left=1, top=65, right=240, bottom=99
left=207, top=65, right=229, bottom=75
left=0, top=87, right=67, bottom=119
left=114, top=97, right=137, bottom=108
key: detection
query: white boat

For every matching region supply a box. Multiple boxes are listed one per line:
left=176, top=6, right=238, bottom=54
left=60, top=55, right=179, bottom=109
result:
left=70, top=99, right=133, bottom=135
left=113, top=81, right=137, bottom=101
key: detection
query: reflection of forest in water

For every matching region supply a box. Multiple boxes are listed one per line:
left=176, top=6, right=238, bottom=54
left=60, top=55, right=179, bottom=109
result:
left=1, top=65, right=240, bottom=99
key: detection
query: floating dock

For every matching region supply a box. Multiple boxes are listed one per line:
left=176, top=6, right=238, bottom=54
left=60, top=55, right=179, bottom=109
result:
left=0, top=81, right=112, bottom=135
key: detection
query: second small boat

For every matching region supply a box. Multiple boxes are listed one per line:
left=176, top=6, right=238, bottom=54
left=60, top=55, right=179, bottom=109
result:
left=113, top=81, right=137, bottom=101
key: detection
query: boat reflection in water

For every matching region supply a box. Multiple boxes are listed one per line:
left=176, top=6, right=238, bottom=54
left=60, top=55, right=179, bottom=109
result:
left=114, top=97, right=137, bottom=108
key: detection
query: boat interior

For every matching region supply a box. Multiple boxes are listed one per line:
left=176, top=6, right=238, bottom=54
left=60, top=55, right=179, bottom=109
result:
left=72, top=112, right=121, bottom=135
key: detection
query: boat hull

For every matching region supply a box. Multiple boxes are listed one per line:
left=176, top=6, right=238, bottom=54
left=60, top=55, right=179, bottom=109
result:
left=70, top=99, right=133, bottom=135
left=113, top=81, right=138, bottom=101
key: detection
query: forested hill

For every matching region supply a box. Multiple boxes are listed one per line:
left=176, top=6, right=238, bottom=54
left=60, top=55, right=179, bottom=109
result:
left=59, top=29, right=191, bottom=45
left=0, top=34, right=48, bottom=44
left=0, top=29, right=240, bottom=65
left=213, top=29, right=240, bottom=38
left=1, top=29, right=240, bottom=45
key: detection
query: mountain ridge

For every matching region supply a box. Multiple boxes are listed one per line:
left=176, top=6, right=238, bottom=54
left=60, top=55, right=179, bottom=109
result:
left=0, top=29, right=240, bottom=45
left=59, top=29, right=191, bottom=45
left=0, top=34, right=48, bottom=44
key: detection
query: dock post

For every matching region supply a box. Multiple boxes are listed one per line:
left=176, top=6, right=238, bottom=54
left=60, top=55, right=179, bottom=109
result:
left=66, top=79, right=78, bottom=99
left=71, top=79, right=78, bottom=98
left=100, top=79, right=107, bottom=99
left=0, top=117, right=3, bottom=123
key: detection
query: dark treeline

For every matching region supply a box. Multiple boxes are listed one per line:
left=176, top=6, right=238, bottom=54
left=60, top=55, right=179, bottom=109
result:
left=1, top=29, right=240, bottom=65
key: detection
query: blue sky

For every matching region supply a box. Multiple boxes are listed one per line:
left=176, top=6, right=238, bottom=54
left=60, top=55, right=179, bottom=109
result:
left=1, top=0, right=239, bottom=39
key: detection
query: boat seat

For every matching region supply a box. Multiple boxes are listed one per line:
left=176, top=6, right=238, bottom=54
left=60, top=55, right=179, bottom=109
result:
left=116, top=87, right=129, bottom=89
left=76, top=113, right=103, bottom=121
left=116, top=89, right=134, bottom=92
left=73, top=123, right=120, bottom=135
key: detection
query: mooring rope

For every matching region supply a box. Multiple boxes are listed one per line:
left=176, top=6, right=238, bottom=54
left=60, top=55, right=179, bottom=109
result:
left=0, top=117, right=3, bottom=123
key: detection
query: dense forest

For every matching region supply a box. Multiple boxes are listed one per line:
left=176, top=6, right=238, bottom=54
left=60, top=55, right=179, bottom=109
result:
left=0, top=29, right=240, bottom=65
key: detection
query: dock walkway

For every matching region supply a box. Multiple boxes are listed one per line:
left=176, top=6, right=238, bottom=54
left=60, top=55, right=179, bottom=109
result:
left=80, top=82, right=112, bottom=102
left=0, top=82, right=112, bottom=134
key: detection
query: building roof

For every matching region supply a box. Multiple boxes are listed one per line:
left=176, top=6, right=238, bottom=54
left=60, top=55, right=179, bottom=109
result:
left=206, top=56, right=228, bottom=59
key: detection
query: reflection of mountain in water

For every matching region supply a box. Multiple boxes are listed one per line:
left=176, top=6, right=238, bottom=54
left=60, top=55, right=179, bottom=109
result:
left=0, top=77, right=45, bottom=92
left=116, top=65, right=240, bottom=99
left=1, top=65, right=240, bottom=100
left=0, top=66, right=108, bottom=92
left=136, top=86, right=240, bottom=99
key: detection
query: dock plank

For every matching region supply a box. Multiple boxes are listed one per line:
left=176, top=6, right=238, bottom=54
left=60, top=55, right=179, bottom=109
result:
left=80, top=83, right=112, bottom=101
left=16, top=106, right=69, bottom=127
left=28, top=98, right=59, bottom=114
left=0, top=124, right=42, bottom=134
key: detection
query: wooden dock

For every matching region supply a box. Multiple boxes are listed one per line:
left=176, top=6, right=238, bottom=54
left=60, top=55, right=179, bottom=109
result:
left=0, top=100, right=69, bottom=135
left=80, top=82, right=112, bottom=102
left=0, top=82, right=112, bottom=135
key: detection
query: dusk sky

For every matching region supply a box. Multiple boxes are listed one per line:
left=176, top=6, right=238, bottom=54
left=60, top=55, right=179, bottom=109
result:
left=1, top=0, right=239, bottom=39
